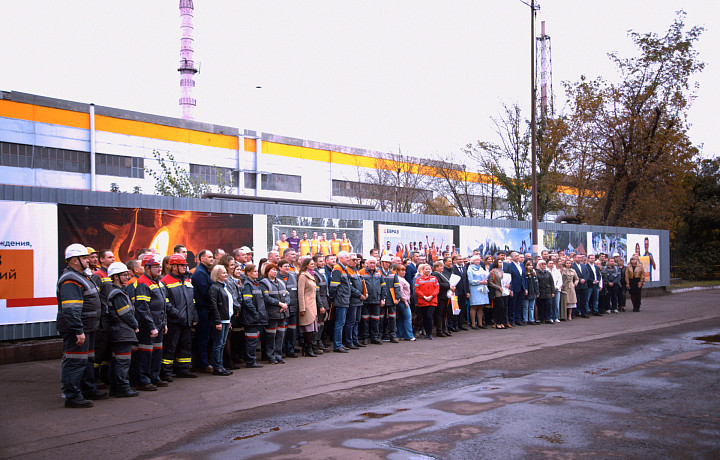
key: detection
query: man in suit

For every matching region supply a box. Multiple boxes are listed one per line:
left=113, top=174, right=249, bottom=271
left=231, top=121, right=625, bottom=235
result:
left=450, top=254, right=469, bottom=331
left=572, top=253, right=591, bottom=318
left=504, top=251, right=527, bottom=326
left=586, top=254, right=602, bottom=315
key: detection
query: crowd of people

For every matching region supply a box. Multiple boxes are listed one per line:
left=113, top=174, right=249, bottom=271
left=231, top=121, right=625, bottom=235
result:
left=56, top=241, right=647, bottom=408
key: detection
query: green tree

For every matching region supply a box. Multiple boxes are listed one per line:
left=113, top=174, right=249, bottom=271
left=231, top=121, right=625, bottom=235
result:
left=564, top=12, right=704, bottom=228
left=673, top=157, right=720, bottom=279
left=144, top=150, right=234, bottom=198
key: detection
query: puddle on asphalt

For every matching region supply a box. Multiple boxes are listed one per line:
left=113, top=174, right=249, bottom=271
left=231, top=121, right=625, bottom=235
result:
left=694, top=334, right=720, bottom=344
left=233, top=426, right=279, bottom=441
left=350, top=408, right=409, bottom=423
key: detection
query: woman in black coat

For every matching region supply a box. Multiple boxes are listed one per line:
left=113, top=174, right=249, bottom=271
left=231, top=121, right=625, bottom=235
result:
left=432, top=260, right=451, bottom=337
left=208, top=265, right=241, bottom=376
left=535, top=259, right=555, bottom=324
left=240, top=264, right=269, bottom=368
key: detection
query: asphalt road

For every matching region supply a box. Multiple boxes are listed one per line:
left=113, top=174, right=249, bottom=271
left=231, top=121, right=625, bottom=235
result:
left=1, top=289, right=719, bottom=460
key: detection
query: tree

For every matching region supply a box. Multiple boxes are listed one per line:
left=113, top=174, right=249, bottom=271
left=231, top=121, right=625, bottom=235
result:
left=467, top=103, right=531, bottom=220
left=673, top=157, right=720, bottom=279
left=359, top=150, right=435, bottom=213
left=563, top=12, right=704, bottom=228
left=145, top=150, right=233, bottom=198
left=426, top=154, right=480, bottom=217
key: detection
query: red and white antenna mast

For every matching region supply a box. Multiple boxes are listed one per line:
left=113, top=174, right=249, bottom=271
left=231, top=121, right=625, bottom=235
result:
left=178, top=0, right=198, bottom=120
left=536, top=21, right=553, bottom=119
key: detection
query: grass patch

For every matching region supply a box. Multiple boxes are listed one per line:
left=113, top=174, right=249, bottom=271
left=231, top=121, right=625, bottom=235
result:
left=668, top=280, right=720, bottom=291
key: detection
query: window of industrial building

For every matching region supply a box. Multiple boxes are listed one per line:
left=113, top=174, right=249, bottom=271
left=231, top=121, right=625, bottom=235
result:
left=0, top=141, right=90, bottom=173
left=244, top=172, right=257, bottom=189
left=332, top=179, right=357, bottom=197
left=189, top=164, right=238, bottom=187
left=261, top=173, right=301, bottom=192
left=96, top=153, right=144, bottom=178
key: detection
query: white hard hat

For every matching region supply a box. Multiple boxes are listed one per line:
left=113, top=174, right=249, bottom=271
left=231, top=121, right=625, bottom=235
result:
left=65, top=243, right=88, bottom=260
left=107, top=262, right=130, bottom=277
left=380, top=255, right=392, bottom=262
left=240, top=246, right=253, bottom=254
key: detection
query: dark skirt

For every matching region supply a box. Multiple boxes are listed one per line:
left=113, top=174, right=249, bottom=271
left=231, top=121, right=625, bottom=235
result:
left=299, top=319, right=318, bottom=333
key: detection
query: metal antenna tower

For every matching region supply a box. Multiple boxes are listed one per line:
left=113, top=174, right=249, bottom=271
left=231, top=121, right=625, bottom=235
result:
left=536, top=21, right=554, bottom=119
left=179, top=0, right=198, bottom=120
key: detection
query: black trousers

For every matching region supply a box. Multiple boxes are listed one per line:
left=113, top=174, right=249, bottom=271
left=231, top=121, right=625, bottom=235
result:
left=162, top=323, right=193, bottom=375
left=109, top=341, right=133, bottom=393
left=360, top=303, right=381, bottom=340
left=434, top=299, right=448, bottom=333
left=493, top=296, right=507, bottom=326
left=419, top=305, right=435, bottom=336
left=629, top=280, right=642, bottom=311
left=61, top=331, right=97, bottom=401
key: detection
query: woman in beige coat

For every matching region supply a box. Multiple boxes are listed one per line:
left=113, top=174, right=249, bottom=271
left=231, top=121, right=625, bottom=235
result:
left=561, top=258, right=579, bottom=320
left=297, top=257, right=319, bottom=357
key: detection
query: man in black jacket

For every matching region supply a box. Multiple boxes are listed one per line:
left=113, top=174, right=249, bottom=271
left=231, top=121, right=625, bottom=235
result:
left=191, top=249, right=214, bottom=373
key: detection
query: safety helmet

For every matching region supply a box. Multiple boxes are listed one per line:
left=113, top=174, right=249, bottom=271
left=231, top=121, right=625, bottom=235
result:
left=142, top=254, right=163, bottom=267
left=168, top=253, right=187, bottom=265
left=86, top=247, right=97, bottom=255
left=65, top=243, right=89, bottom=260
left=380, top=255, right=392, bottom=263
left=107, top=262, right=130, bottom=277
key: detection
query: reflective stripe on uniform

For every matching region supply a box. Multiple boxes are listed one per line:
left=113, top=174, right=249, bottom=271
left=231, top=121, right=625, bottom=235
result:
left=135, top=295, right=151, bottom=302
left=161, top=359, right=174, bottom=365
left=64, top=351, right=89, bottom=360
left=137, top=343, right=153, bottom=351
left=245, top=332, right=260, bottom=339
left=113, top=352, right=132, bottom=360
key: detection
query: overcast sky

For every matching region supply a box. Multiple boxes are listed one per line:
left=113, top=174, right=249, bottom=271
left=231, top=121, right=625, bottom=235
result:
left=2, top=1, right=717, bottom=162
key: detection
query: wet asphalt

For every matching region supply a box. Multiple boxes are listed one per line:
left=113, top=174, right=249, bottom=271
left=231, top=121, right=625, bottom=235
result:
left=1, top=289, right=719, bottom=460
left=155, top=312, right=720, bottom=459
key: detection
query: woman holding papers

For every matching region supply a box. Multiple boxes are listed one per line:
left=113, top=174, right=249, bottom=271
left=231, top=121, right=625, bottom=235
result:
left=467, top=255, right=490, bottom=329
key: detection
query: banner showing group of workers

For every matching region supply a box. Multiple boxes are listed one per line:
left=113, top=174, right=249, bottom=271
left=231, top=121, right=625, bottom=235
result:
left=267, top=215, right=363, bottom=256
left=375, top=223, right=457, bottom=260
left=0, top=200, right=663, bottom=327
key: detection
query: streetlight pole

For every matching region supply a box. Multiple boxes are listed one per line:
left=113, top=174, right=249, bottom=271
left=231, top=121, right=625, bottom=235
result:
left=530, top=0, right=539, bottom=257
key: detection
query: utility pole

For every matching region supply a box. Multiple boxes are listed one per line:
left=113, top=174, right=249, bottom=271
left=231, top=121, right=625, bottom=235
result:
left=530, top=0, right=538, bottom=257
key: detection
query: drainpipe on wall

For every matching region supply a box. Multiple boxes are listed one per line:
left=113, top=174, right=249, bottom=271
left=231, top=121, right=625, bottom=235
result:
left=89, top=103, right=96, bottom=191
left=255, top=132, right=262, bottom=197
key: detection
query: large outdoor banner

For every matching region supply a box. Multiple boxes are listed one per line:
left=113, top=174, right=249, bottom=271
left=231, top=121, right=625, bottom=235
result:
left=375, top=223, right=458, bottom=260
left=0, top=201, right=58, bottom=324
left=58, top=205, right=253, bottom=271
left=627, top=233, right=660, bottom=282
left=460, top=226, right=533, bottom=257
left=590, top=232, right=628, bottom=260
left=539, top=229, right=588, bottom=254
left=267, top=216, right=363, bottom=256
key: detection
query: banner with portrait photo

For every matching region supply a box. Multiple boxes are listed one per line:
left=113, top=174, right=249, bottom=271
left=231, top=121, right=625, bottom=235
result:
left=627, top=234, right=660, bottom=282
left=539, top=229, right=588, bottom=254
left=267, top=216, right=363, bottom=257
left=58, top=205, right=253, bottom=272
left=590, top=232, right=627, bottom=260
left=376, top=223, right=458, bottom=261
left=0, top=201, right=58, bottom=325
left=460, top=226, right=533, bottom=258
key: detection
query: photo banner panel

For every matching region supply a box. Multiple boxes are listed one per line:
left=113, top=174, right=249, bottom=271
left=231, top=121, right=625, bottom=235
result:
left=539, top=229, right=588, bottom=254
left=376, top=223, right=457, bottom=260
left=627, top=234, right=660, bottom=282
left=267, top=216, right=363, bottom=257
left=460, top=226, right=533, bottom=257
left=0, top=201, right=58, bottom=325
left=590, top=232, right=628, bottom=259
left=57, top=205, right=252, bottom=272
